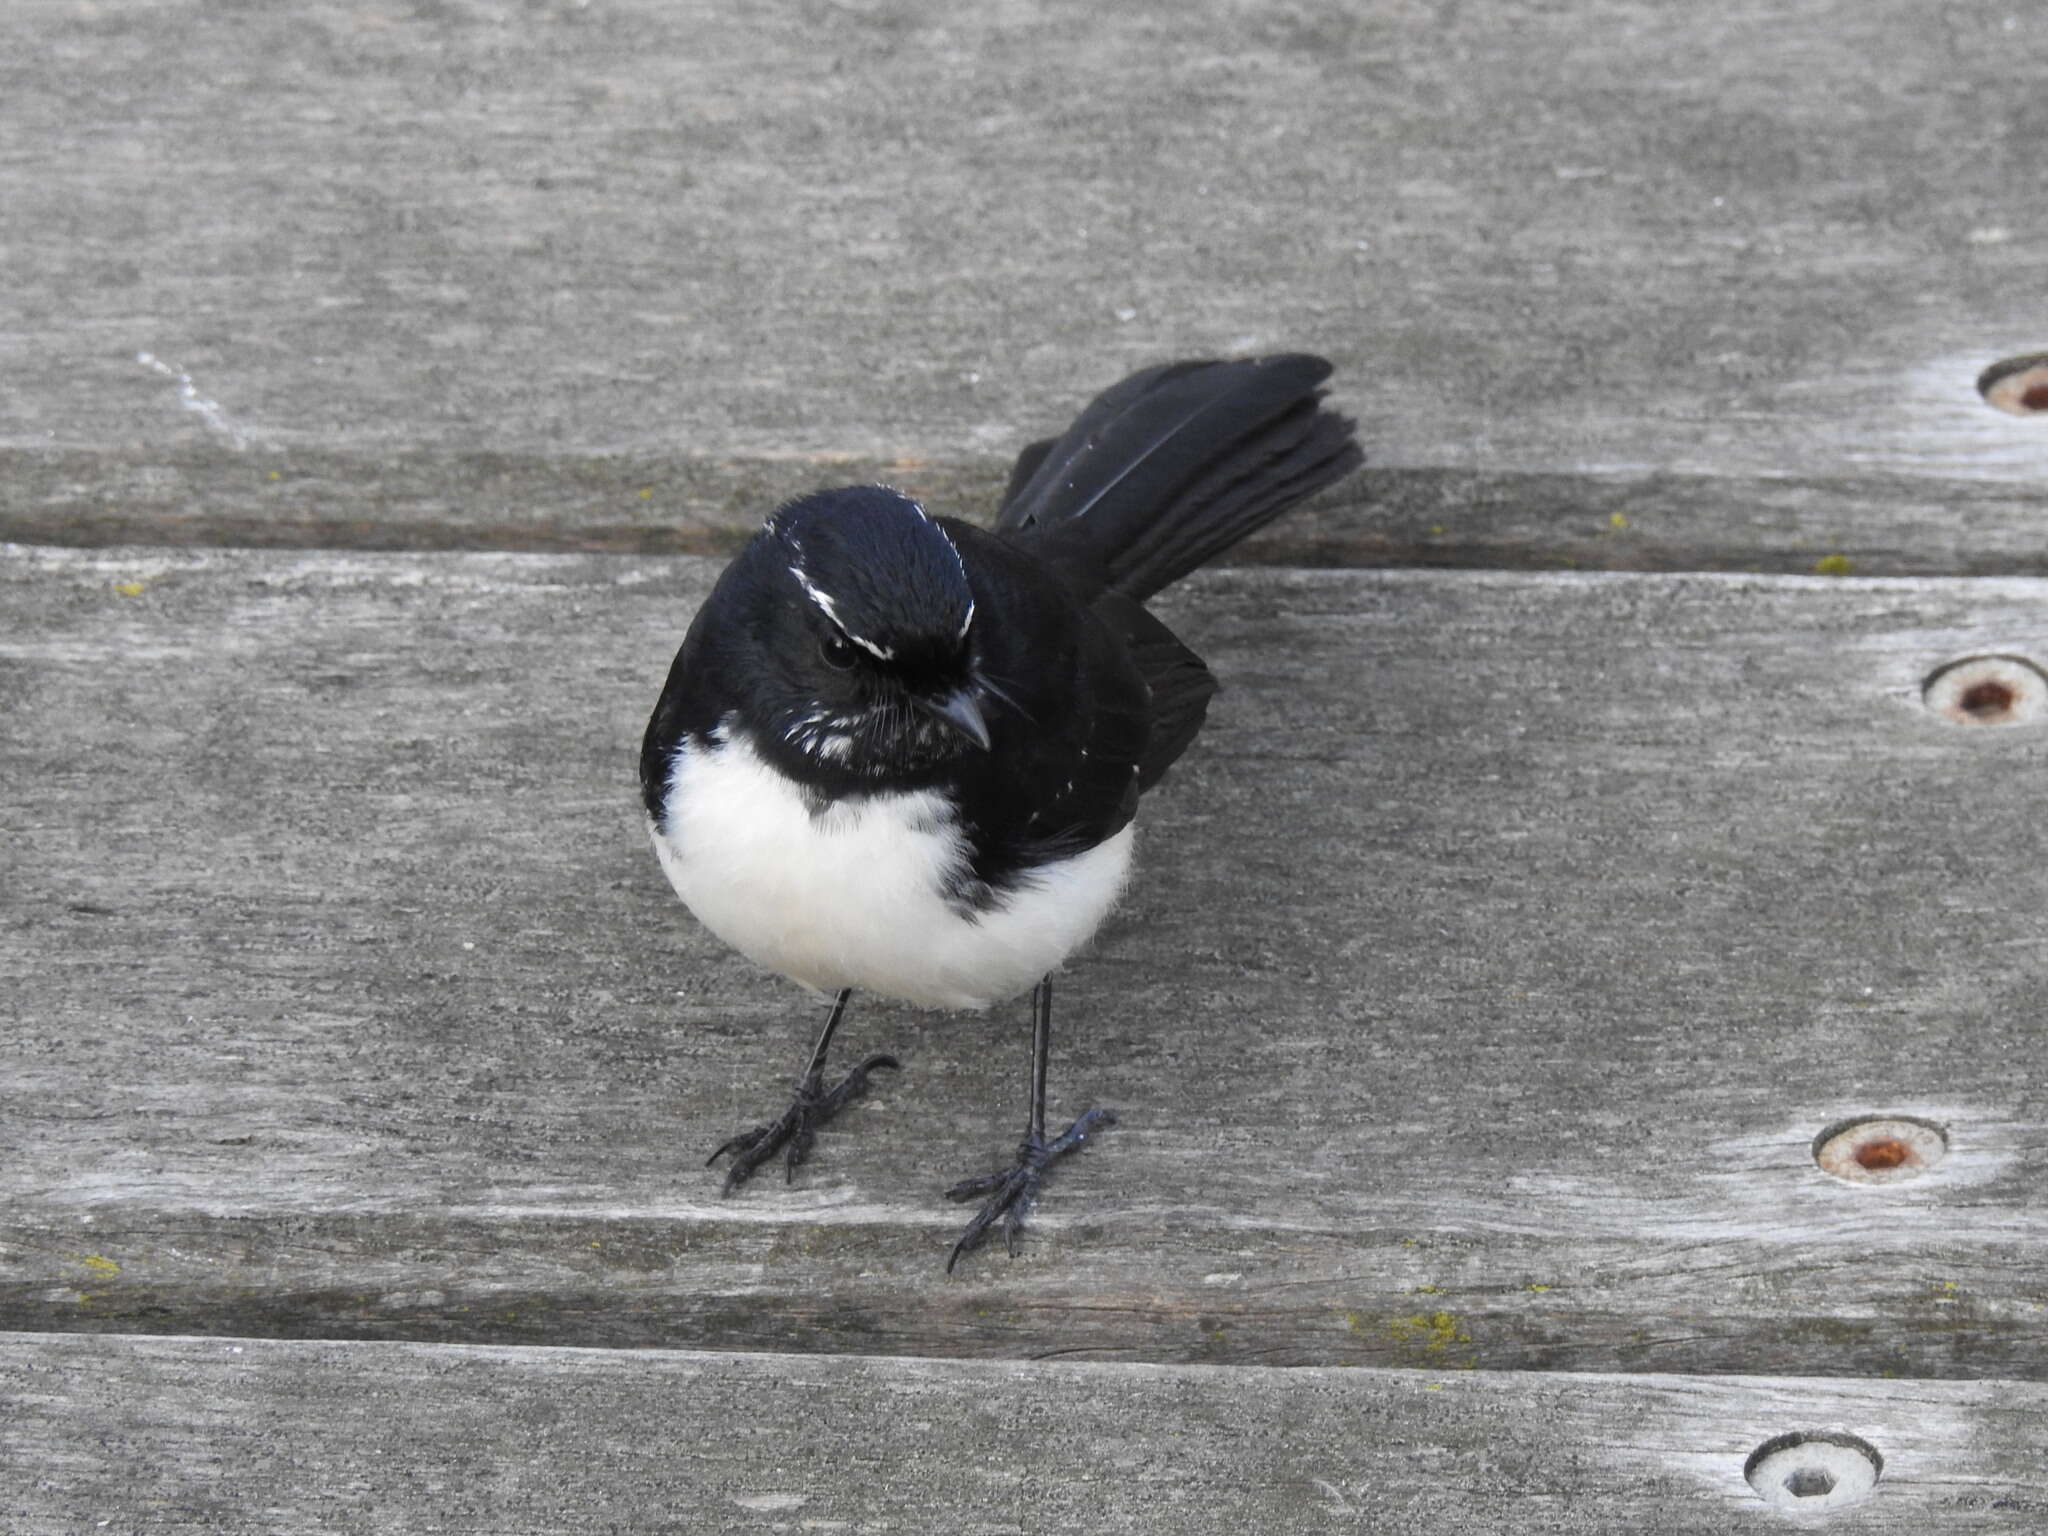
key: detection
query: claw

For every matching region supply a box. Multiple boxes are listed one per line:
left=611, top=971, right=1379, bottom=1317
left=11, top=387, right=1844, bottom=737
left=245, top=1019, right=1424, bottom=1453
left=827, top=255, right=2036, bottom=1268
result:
left=707, top=1122, right=774, bottom=1169
left=817, top=1053, right=901, bottom=1115
left=707, top=1054, right=900, bottom=1195
left=944, top=1107, right=1116, bottom=1273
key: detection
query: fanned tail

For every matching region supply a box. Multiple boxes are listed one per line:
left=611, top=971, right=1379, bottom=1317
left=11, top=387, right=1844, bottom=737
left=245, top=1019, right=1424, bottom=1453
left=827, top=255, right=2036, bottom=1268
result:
left=995, top=354, right=1363, bottom=602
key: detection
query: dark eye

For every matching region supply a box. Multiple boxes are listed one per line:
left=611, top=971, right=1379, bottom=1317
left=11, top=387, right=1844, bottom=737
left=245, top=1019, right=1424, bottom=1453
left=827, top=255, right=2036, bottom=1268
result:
left=819, top=633, right=858, bottom=671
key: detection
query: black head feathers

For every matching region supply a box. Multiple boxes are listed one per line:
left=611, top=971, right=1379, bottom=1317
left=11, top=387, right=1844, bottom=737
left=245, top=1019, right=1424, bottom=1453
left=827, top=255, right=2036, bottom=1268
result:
left=767, top=487, right=975, bottom=666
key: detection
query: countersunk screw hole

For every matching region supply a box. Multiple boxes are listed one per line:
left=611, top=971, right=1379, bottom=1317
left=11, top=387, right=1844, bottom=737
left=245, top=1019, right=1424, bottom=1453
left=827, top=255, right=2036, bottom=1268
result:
left=1922, top=656, right=2046, bottom=727
left=1745, top=1432, right=1882, bottom=1512
left=1978, top=353, right=2048, bottom=415
left=1813, top=1116, right=1948, bottom=1185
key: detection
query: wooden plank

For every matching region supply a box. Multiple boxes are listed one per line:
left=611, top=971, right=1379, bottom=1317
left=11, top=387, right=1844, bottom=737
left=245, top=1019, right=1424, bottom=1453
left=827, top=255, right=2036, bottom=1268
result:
left=3, top=548, right=2045, bottom=1375
left=5, top=1, right=2046, bottom=565
left=13, top=448, right=2048, bottom=580
left=5, top=1333, right=2043, bottom=1532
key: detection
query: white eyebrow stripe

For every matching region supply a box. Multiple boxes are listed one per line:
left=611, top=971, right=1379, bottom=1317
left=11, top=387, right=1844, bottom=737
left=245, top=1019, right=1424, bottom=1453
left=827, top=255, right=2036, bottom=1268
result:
left=933, top=518, right=975, bottom=639
left=790, top=563, right=897, bottom=661
left=789, top=564, right=842, bottom=627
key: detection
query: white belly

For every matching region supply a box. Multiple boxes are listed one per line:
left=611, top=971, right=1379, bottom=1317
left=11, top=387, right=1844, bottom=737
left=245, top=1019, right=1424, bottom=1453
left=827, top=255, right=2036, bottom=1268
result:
left=650, top=730, right=1135, bottom=1010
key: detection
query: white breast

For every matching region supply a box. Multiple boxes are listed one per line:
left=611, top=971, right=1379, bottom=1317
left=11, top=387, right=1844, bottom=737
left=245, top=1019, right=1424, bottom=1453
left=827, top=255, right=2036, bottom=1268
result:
left=650, top=730, right=1135, bottom=1011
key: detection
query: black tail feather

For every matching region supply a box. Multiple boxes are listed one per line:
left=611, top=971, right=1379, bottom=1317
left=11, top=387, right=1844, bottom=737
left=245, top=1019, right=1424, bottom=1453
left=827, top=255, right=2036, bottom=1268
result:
left=1000, top=435, right=1057, bottom=510
left=995, top=354, right=1362, bottom=602
left=1106, top=396, right=1355, bottom=600
left=998, top=360, right=1213, bottom=531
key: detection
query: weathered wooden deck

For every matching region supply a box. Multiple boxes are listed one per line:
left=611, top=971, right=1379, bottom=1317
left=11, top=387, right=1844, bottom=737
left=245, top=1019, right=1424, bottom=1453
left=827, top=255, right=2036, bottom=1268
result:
left=5, top=0, right=2046, bottom=1529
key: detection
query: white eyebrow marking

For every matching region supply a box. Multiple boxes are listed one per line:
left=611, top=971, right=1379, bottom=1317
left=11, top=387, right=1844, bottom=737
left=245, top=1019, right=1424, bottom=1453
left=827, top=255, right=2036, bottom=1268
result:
left=790, top=563, right=896, bottom=661
left=931, top=517, right=975, bottom=640
left=848, top=633, right=894, bottom=660
left=789, top=564, right=839, bottom=625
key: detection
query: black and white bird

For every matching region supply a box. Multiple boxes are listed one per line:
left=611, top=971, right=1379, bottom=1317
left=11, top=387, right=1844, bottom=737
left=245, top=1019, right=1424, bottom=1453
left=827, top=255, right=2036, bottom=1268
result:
left=641, top=354, right=1362, bottom=1269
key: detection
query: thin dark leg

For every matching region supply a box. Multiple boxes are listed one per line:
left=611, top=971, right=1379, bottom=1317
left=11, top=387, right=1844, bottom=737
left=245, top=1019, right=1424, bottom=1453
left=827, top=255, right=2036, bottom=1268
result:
left=707, top=988, right=898, bottom=1195
left=944, top=975, right=1116, bottom=1272
left=800, top=988, right=855, bottom=1083
left=1026, top=975, right=1050, bottom=1142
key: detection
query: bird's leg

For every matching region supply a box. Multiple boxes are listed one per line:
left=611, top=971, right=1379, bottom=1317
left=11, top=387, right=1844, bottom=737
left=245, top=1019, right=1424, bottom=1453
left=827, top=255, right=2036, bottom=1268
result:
left=944, top=976, right=1116, bottom=1272
left=708, top=988, right=898, bottom=1195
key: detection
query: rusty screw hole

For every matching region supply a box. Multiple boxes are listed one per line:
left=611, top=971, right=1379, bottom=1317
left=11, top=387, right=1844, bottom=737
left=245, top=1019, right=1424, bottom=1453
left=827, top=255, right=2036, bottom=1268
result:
left=1978, top=353, right=2048, bottom=415
left=1958, top=680, right=2016, bottom=718
left=1852, top=1137, right=1911, bottom=1171
left=1922, top=656, right=2046, bottom=727
left=1814, top=1116, right=1948, bottom=1185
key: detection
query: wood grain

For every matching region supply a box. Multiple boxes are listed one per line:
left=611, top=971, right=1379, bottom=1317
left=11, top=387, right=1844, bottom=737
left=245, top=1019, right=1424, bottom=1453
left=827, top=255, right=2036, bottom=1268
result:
left=5, top=0, right=2046, bottom=563
left=4, top=547, right=2043, bottom=1375
left=5, top=1333, right=2044, bottom=1533
left=12, top=450, right=2048, bottom=580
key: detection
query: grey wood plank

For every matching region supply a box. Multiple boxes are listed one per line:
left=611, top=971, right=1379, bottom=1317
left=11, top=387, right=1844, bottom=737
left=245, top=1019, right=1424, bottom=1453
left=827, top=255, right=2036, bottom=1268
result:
left=13, top=449, right=2048, bottom=581
left=5, top=1, right=2047, bottom=564
left=4, top=1332, right=2043, bottom=1533
left=2, top=548, right=2045, bottom=1375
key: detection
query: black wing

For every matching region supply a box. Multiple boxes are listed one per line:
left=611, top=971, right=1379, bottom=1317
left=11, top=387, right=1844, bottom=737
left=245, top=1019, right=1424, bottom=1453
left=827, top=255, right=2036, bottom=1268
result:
left=940, top=520, right=1151, bottom=891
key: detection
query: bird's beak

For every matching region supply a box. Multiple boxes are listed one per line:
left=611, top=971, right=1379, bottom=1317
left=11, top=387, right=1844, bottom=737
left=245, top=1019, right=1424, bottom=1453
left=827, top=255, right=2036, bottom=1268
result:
left=916, top=686, right=992, bottom=751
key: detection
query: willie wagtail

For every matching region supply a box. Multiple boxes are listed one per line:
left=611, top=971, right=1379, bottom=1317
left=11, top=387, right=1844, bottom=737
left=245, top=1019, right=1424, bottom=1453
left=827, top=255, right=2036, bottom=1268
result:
left=641, top=354, right=1362, bottom=1269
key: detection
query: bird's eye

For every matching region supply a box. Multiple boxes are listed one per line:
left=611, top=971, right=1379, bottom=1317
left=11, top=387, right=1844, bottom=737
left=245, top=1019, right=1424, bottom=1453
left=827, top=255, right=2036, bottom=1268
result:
left=819, top=633, right=858, bottom=671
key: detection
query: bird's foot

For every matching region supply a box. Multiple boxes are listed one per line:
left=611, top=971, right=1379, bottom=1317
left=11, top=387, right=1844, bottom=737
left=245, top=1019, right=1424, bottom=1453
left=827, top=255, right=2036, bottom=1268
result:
left=943, top=1107, right=1116, bottom=1273
left=707, top=1053, right=899, bottom=1195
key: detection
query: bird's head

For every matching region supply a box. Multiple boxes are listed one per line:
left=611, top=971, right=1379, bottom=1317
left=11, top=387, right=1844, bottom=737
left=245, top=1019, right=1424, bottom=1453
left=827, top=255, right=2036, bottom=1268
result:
left=721, top=486, right=993, bottom=784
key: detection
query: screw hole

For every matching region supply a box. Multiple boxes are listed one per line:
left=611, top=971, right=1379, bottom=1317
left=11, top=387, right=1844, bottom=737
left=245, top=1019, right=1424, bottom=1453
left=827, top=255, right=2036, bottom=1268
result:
left=1978, top=353, right=2048, bottom=415
left=1958, top=680, right=2016, bottom=718
left=1745, top=1432, right=1882, bottom=1512
left=1813, top=1116, right=1948, bottom=1185
left=1784, top=1467, right=1837, bottom=1498
left=1852, top=1137, right=1910, bottom=1171
left=1922, top=655, right=2047, bottom=727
